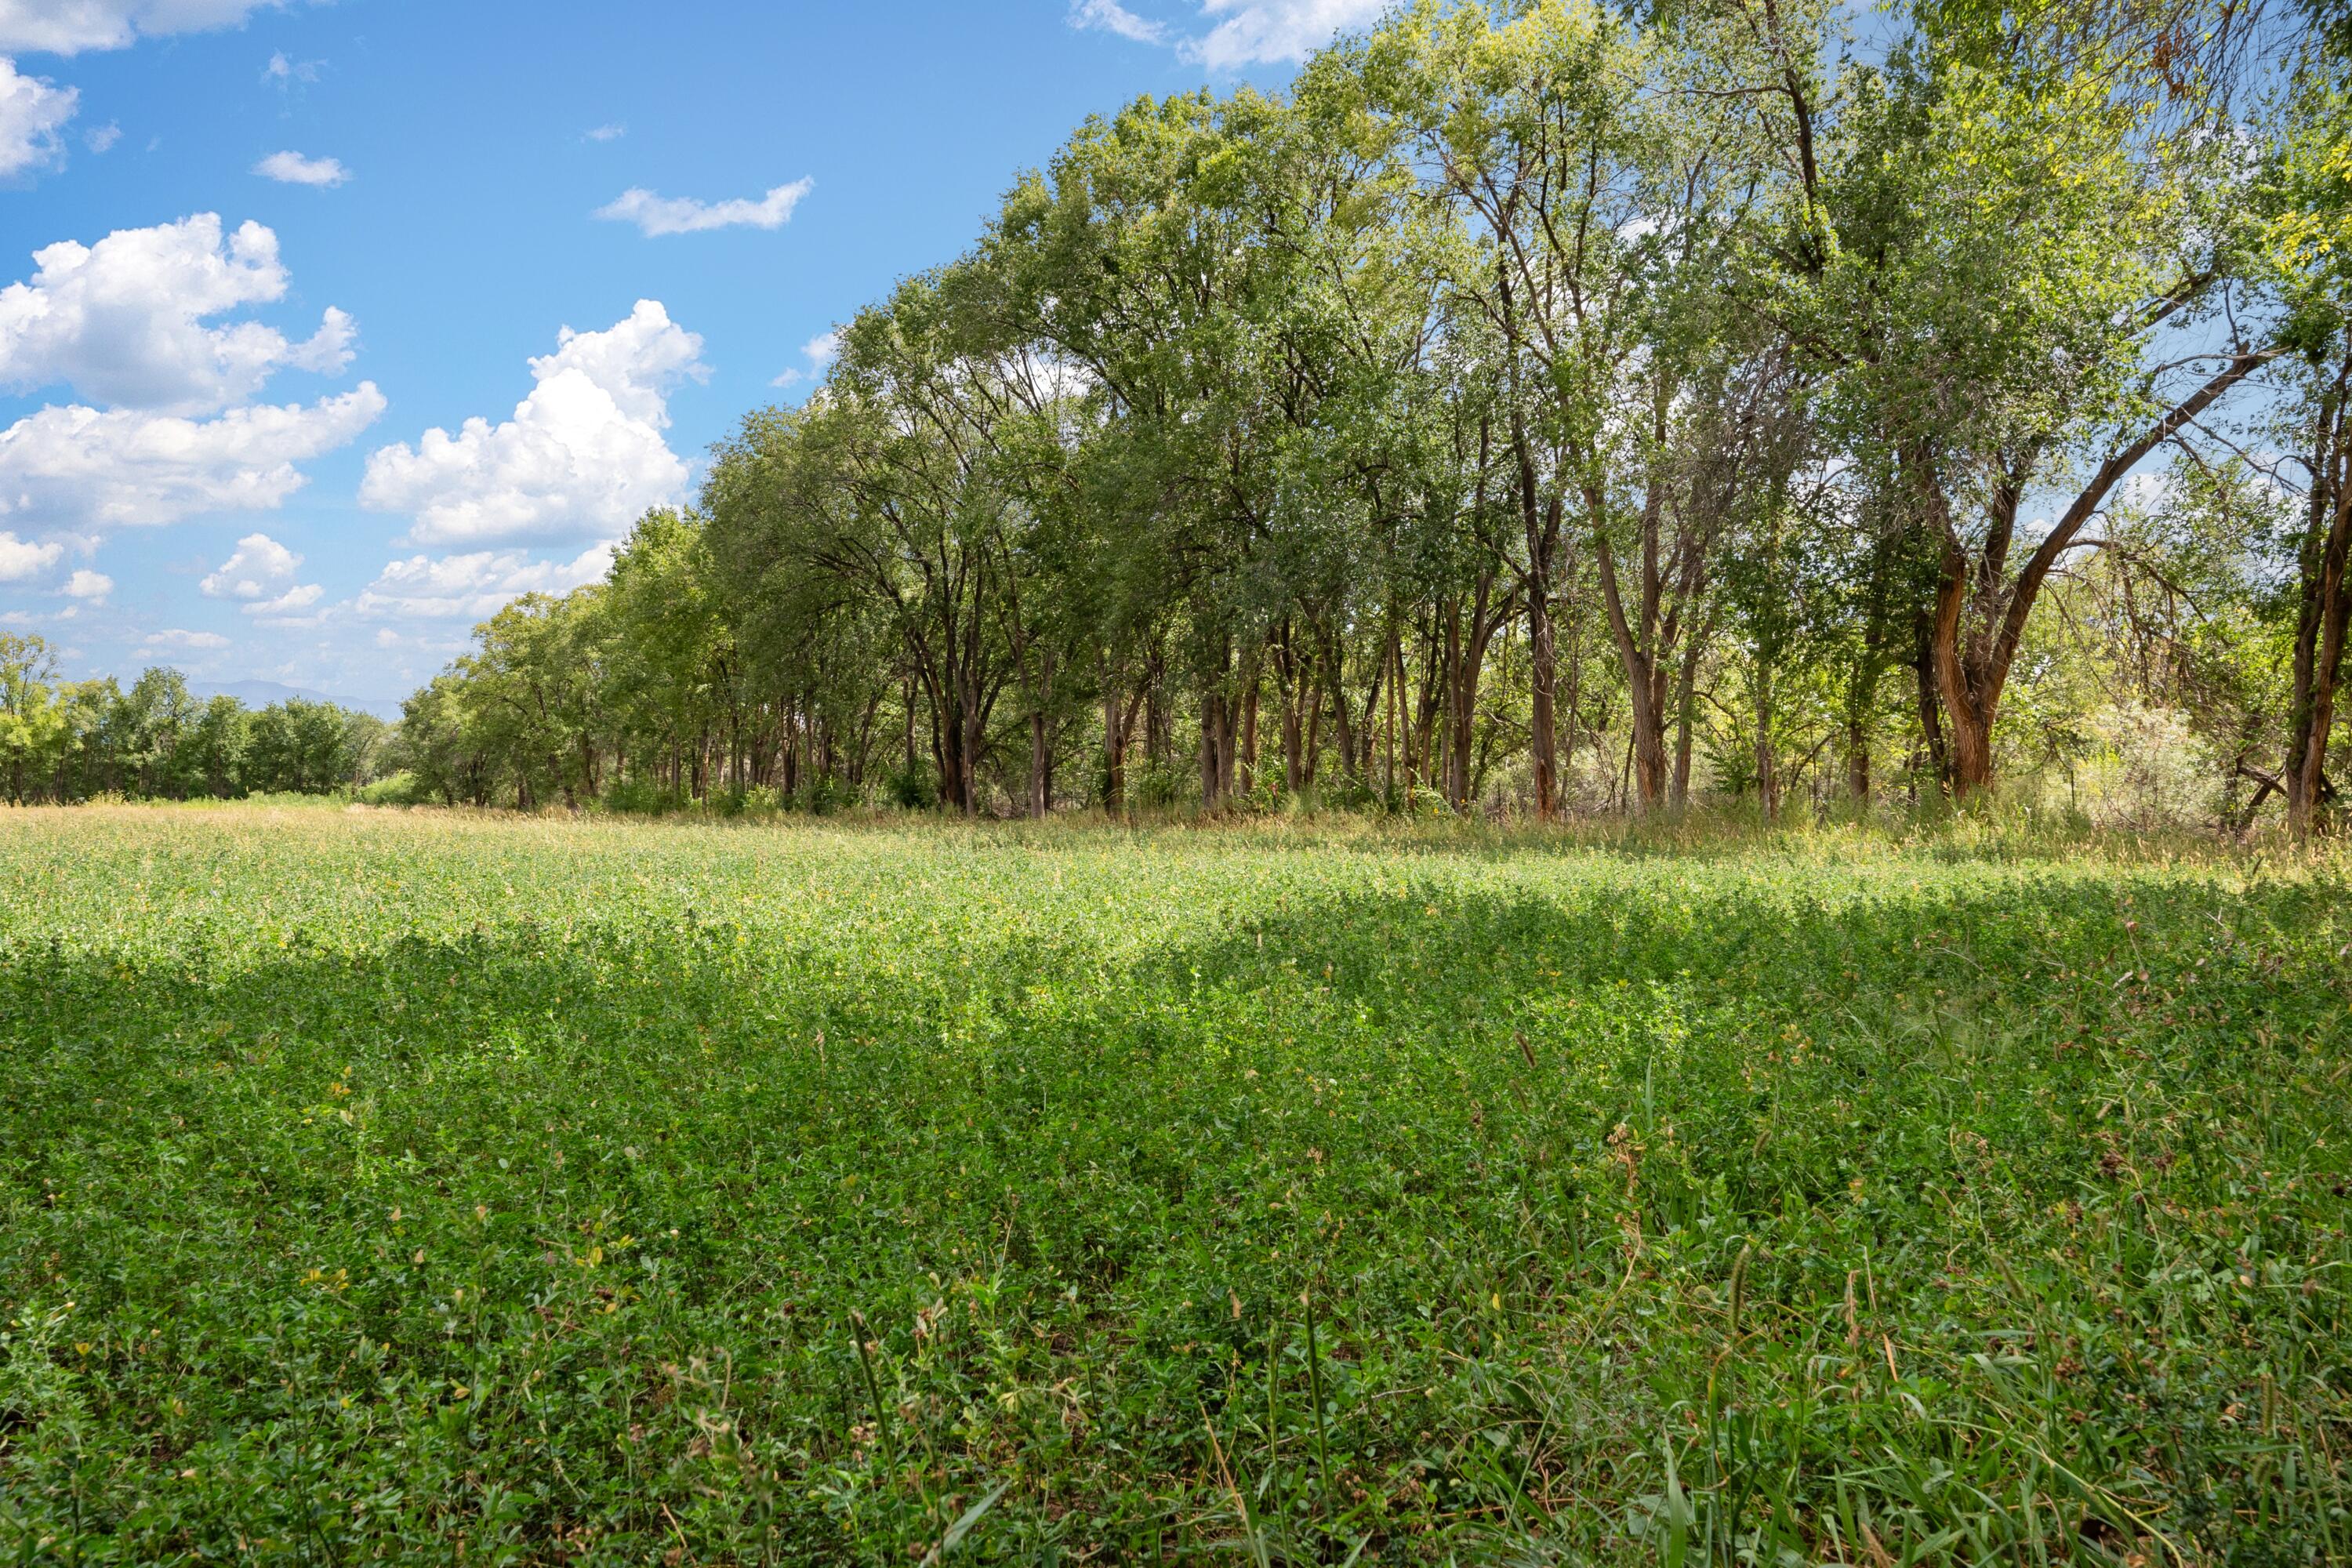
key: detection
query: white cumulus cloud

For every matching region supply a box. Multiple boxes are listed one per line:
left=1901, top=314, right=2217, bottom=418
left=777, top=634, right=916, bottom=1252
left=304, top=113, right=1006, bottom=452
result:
left=252, top=149, right=345, bottom=186
left=0, top=55, right=74, bottom=177
left=594, top=178, right=811, bottom=237
left=0, top=383, right=386, bottom=528
left=583, top=122, right=624, bottom=142
left=60, top=565, right=108, bottom=597
left=359, top=299, right=704, bottom=547
left=0, top=214, right=356, bottom=413
left=354, top=543, right=613, bottom=621
left=198, top=528, right=296, bottom=596
left=0, top=527, right=60, bottom=579
left=0, top=1, right=307, bottom=56
left=0, top=216, right=375, bottom=540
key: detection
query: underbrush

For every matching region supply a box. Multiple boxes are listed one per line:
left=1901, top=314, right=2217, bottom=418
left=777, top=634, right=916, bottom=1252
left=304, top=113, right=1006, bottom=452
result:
left=0, top=810, right=2346, bottom=1564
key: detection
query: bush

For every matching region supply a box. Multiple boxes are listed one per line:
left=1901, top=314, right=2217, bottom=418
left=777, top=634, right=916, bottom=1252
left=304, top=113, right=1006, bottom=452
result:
left=884, top=762, right=938, bottom=811
left=1130, top=758, right=1189, bottom=810
left=795, top=774, right=858, bottom=815
left=355, top=771, right=429, bottom=807
left=604, top=777, right=688, bottom=816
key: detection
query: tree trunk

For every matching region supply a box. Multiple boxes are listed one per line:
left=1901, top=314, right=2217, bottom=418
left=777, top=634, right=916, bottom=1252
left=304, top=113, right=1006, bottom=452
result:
left=1845, top=650, right=1882, bottom=804
left=1199, top=686, right=1231, bottom=811
left=1594, top=538, right=1671, bottom=812
left=2287, top=357, right=2352, bottom=837
left=1443, top=586, right=1508, bottom=811
left=1928, top=524, right=1998, bottom=797
left=1318, top=621, right=1359, bottom=787
left=1026, top=652, right=1055, bottom=819
left=1508, top=405, right=1565, bottom=819
left=1199, top=690, right=1220, bottom=809
left=1671, top=621, right=1704, bottom=808
left=1907, top=605, right=1948, bottom=797
left=961, top=669, right=987, bottom=818
left=1102, top=677, right=1129, bottom=814
left=1240, top=677, right=1258, bottom=794
left=1029, top=711, right=1051, bottom=818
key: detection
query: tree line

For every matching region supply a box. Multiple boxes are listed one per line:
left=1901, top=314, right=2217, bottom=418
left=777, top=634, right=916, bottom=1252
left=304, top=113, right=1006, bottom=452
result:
left=340, top=0, right=2352, bottom=832
left=0, top=637, right=388, bottom=804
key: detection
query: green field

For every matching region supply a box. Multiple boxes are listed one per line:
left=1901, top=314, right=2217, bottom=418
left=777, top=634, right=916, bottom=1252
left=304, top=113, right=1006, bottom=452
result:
left=2, top=808, right=2348, bottom=1565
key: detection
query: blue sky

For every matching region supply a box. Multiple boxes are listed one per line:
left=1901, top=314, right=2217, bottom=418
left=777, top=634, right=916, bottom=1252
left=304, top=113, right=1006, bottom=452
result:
left=0, top=0, right=1366, bottom=704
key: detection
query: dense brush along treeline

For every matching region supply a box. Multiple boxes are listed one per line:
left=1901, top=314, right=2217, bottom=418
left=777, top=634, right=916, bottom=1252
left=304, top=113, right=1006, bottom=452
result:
left=326, top=0, right=2352, bottom=836
left=0, top=811, right=2347, bottom=1563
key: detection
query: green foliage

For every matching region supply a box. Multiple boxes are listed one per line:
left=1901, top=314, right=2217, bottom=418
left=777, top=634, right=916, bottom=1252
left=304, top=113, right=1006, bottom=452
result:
left=886, top=763, right=941, bottom=813
left=353, top=0, right=2338, bottom=833
left=2, top=809, right=2347, bottom=1563
left=0, top=635, right=381, bottom=804
left=354, top=771, right=428, bottom=808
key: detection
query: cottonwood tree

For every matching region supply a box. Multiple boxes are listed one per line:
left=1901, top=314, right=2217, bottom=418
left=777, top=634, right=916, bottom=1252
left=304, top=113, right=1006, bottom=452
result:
left=1806, top=9, right=2278, bottom=796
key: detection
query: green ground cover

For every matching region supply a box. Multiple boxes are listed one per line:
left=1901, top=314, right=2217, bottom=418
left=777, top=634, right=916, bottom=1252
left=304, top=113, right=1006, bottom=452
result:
left=2, top=807, right=2348, bottom=1564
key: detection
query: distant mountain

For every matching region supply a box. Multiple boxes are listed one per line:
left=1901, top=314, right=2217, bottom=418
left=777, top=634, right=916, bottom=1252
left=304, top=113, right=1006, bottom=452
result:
left=187, top=680, right=403, bottom=722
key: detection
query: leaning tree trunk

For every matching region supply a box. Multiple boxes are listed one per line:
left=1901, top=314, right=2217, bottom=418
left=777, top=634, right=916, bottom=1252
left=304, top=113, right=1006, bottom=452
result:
left=1926, top=346, right=2278, bottom=800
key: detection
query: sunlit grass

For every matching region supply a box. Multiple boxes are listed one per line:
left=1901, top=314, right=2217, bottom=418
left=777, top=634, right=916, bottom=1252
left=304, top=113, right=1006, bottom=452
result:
left=2, top=806, right=2347, bottom=1564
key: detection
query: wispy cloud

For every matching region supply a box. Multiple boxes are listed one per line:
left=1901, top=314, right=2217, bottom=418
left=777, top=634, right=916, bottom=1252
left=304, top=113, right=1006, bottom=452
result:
left=146, top=628, right=230, bottom=650
left=2, top=1, right=317, bottom=56
left=262, top=50, right=322, bottom=86
left=770, top=329, right=841, bottom=388
left=1070, top=0, right=1383, bottom=67
left=1185, top=0, right=1385, bottom=67
left=583, top=122, right=626, bottom=143
left=594, top=177, right=813, bottom=237
left=253, top=150, right=348, bottom=187
left=1069, top=0, right=1169, bottom=43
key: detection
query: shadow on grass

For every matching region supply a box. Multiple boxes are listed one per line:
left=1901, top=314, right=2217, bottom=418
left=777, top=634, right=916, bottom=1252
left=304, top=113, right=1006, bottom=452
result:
left=1, top=863, right=2347, bottom=1563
